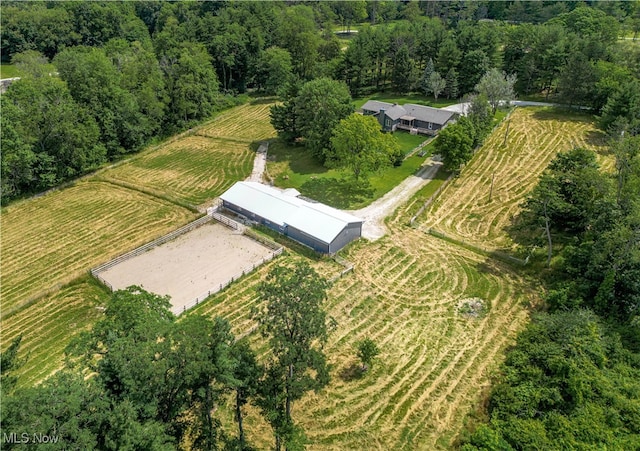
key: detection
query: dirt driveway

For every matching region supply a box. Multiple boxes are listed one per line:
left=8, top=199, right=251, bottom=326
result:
left=349, top=156, right=443, bottom=240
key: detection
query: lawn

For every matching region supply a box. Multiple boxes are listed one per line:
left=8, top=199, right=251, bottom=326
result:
left=354, top=92, right=459, bottom=110
left=267, top=131, right=431, bottom=209
left=0, top=63, right=20, bottom=79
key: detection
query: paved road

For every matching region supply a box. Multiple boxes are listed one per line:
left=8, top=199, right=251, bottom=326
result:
left=442, top=100, right=587, bottom=116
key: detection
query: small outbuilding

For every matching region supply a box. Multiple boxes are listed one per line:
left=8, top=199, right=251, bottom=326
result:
left=220, top=181, right=363, bottom=254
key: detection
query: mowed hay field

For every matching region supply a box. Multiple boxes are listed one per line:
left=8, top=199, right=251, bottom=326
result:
left=102, top=101, right=276, bottom=207
left=1, top=278, right=110, bottom=387
left=199, top=226, right=535, bottom=450
left=415, top=107, right=611, bottom=251
left=0, top=181, right=197, bottom=315
left=103, top=136, right=254, bottom=206
left=195, top=101, right=277, bottom=143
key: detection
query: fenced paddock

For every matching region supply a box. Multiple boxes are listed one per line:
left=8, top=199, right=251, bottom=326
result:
left=93, top=216, right=281, bottom=315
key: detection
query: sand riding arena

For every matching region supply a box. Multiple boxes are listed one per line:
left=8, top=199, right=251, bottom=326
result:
left=91, top=212, right=282, bottom=315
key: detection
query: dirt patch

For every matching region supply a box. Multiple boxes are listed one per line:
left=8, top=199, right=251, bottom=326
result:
left=99, top=222, right=276, bottom=314
left=457, top=297, right=486, bottom=318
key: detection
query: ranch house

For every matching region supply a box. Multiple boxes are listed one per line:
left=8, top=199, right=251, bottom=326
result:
left=361, top=100, right=457, bottom=135
left=220, top=181, right=363, bottom=254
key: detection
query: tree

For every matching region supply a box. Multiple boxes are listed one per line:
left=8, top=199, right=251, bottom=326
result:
left=557, top=54, right=597, bottom=108
left=517, top=148, right=610, bottom=267
left=458, top=49, right=491, bottom=95
left=294, top=77, right=354, bottom=163
left=445, top=67, right=459, bottom=100
left=270, top=77, right=303, bottom=144
left=428, top=71, right=447, bottom=101
left=330, top=114, right=400, bottom=181
left=391, top=44, right=414, bottom=92
left=54, top=46, right=147, bottom=157
left=0, top=336, right=24, bottom=394
left=420, top=57, right=435, bottom=96
left=2, top=74, right=105, bottom=192
left=356, top=338, right=380, bottom=372
left=159, top=42, right=220, bottom=131
left=230, top=340, right=262, bottom=451
left=253, top=262, right=331, bottom=451
left=434, top=122, right=474, bottom=173
left=474, top=68, right=517, bottom=115
left=255, top=46, right=293, bottom=95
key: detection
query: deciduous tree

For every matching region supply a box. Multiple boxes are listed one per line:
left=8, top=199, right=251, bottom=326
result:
left=294, top=77, right=353, bottom=162
left=330, top=114, right=400, bottom=181
left=356, top=338, right=380, bottom=372
left=434, top=122, right=474, bottom=173
left=253, top=262, right=331, bottom=451
left=475, top=68, right=517, bottom=114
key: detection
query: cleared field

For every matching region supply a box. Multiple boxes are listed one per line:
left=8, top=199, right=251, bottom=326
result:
left=205, top=227, right=534, bottom=450
left=99, top=222, right=277, bottom=314
left=414, top=107, right=611, bottom=251
left=0, top=278, right=110, bottom=388
left=196, top=101, right=277, bottom=143
left=103, top=136, right=254, bottom=206
left=0, top=181, right=196, bottom=315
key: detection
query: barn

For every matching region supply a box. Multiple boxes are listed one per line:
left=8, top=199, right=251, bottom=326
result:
left=220, top=181, right=363, bottom=254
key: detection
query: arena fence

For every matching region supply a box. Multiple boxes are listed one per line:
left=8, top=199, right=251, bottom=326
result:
left=90, top=213, right=215, bottom=287
left=90, top=207, right=285, bottom=316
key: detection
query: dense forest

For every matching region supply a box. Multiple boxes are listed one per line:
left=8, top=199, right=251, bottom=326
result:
left=1, top=1, right=639, bottom=450
left=2, top=0, right=639, bottom=201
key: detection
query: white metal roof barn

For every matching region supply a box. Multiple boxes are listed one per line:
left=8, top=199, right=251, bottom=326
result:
left=220, top=181, right=363, bottom=253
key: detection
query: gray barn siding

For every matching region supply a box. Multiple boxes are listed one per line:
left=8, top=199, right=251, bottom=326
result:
left=329, top=222, right=362, bottom=253
left=286, top=226, right=330, bottom=253
left=222, top=198, right=361, bottom=254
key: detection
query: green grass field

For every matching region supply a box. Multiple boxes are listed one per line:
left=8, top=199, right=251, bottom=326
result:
left=2, top=277, right=110, bottom=388
left=103, top=136, right=254, bottom=207
left=267, top=132, right=431, bottom=209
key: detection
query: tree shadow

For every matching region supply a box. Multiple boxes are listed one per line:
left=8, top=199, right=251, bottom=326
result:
left=585, top=129, right=608, bottom=148
left=300, top=177, right=374, bottom=209
left=531, top=108, right=594, bottom=123
left=338, top=362, right=364, bottom=382
left=249, top=96, right=278, bottom=105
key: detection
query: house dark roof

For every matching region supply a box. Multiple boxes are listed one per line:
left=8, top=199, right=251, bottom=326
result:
left=403, top=104, right=456, bottom=125
left=360, top=100, right=456, bottom=126
left=361, top=100, right=394, bottom=112
left=385, top=104, right=408, bottom=120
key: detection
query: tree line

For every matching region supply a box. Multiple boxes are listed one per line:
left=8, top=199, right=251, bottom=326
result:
left=2, top=1, right=639, bottom=202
